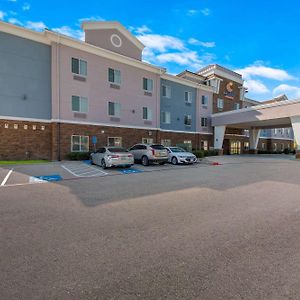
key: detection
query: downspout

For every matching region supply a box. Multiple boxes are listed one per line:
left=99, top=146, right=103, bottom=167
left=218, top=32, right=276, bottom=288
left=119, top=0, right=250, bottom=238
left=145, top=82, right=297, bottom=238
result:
left=56, top=35, right=61, bottom=161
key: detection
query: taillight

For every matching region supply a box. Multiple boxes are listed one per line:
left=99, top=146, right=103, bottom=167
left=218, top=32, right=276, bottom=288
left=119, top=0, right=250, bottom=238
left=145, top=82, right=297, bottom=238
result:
left=128, top=154, right=133, bottom=157
left=151, top=149, right=155, bottom=156
left=111, top=155, right=119, bottom=159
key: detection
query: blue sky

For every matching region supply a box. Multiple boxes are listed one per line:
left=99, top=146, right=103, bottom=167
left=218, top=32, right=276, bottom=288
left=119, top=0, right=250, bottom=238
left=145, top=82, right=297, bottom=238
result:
left=1, top=0, right=300, bottom=101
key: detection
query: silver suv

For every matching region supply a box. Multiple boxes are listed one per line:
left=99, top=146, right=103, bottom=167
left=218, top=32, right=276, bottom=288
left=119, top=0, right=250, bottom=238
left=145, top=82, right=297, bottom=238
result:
left=129, top=144, right=169, bottom=166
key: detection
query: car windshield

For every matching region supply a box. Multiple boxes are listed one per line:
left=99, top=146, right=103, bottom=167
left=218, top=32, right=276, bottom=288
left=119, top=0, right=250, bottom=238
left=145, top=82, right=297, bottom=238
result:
left=108, top=147, right=128, bottom=153
left=151, top=144, right=166, bottom=150
left=170, top=147, right=186, bottom=153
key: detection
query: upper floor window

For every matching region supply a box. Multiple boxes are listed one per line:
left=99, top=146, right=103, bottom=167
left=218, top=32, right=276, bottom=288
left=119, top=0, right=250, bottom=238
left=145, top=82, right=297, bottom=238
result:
left=162, top=85, right=171, bottom=98
left=184, top=91, right=192, bottom=103
left=234, top=103, right=240, bottom=110
left=201, top=95, right=208, bottom=106
left=72, top=96, right=88, bottom=113
left=108, top=68, right=121, bottom=85
left=217, top=98, right=224, bottom=110
left=201, top=117, right=208, bottom=127
left=108, top=102, right=121, bottom=117
left=143, top=78, right=153, bottom=91
left=72, top=58, right=87, bottom=76
left=143, top=107, right=152, bottom=120
left=184, top=115, right=192, bottom=126
left=161, top=111, right=171, bottom=124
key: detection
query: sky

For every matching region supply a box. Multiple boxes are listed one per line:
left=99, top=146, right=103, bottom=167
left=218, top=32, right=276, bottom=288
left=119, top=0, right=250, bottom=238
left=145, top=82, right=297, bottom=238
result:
left=1, top=0, right=300, bottom=101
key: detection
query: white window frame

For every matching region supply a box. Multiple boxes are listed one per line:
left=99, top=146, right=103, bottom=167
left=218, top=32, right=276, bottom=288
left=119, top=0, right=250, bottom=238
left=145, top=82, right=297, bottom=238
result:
left=72, top=96, right=88, bottom=113
left=107, top=137, right=122, bottom=147
left=72, top=57, right=87, bottom=76
left=201, top=140, right=208, bottom=150
left=201, top=95, right=208, bottom=106
left=184, top=91, right=192, bottom=103
left=217, top=98, right=224, bottom=110
left=184, top=114, right=192, bottom=126
left=143, top=107, right=152, bottom=121
left=201, top=117, right=208, bottom=127
left=161, top=139, right=171, bottom=147
left=142, top=138, right=154, bottom=144
left=162, top=85, right=171, bottom=98
left=108, top=68, right=121, bottom=85
left=108, top=101, right=121, bottom=117
left=161, top=111, right=171, bottom=124
left=71, top=135, right=89, bottom=152
left=143, top=77, right=153, bottom=92
left=234, top=103, right=240, bottom=110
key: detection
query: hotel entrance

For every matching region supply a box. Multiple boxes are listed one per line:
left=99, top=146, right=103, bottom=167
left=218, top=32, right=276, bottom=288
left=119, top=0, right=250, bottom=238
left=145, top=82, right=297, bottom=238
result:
left=230, top=140, right=241, bottom=154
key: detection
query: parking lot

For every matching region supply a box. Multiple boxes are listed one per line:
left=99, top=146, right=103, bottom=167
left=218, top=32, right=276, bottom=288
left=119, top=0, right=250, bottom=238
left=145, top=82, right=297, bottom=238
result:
left=0, top=159, right=212, bottom=187
left=1, top=154, right=300, bottom=299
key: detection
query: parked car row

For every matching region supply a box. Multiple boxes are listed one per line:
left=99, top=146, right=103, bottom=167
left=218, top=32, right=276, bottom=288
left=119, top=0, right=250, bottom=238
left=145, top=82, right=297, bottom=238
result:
left=90, top=144, right=197, bottom=169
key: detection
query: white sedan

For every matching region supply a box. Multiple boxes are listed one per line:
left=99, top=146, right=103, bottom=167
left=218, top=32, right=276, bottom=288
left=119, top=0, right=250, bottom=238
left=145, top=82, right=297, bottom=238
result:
left=165, top=147, right=197, bottom=165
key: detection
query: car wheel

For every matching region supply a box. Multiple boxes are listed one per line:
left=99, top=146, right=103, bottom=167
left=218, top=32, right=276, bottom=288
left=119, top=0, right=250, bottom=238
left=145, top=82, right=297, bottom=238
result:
left=171, top=156, right=178, bottom=165
left=101, top=159, right=107, bottom=169
left=141, top=156, right=149, bottom=166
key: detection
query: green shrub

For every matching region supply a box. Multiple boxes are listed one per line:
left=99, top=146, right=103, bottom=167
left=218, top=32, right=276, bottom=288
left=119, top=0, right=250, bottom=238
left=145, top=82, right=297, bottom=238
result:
left=192, top=149, right=218, bottom=158
left=67, top=152, right=90, bottom=160
left=192, top=150, right=204, bottom=158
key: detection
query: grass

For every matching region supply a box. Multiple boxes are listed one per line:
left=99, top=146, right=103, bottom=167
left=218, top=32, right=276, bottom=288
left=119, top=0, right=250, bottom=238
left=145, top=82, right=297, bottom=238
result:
left=0, top=160, right=50, bottom=165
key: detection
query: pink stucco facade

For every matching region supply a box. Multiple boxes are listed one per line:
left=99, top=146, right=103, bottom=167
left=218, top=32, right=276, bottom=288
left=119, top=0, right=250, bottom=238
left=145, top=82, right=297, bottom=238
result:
left=51, top=44, right=161, bottom=129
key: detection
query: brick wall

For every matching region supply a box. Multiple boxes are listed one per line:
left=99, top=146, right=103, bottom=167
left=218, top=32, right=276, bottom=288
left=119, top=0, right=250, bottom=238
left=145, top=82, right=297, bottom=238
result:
left=0, top=119, right=52, bottom=160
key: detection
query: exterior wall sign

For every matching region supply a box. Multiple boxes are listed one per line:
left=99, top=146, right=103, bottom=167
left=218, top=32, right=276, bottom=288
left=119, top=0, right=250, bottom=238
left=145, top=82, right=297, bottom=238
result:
left=224, top=82, right=235, bottom=99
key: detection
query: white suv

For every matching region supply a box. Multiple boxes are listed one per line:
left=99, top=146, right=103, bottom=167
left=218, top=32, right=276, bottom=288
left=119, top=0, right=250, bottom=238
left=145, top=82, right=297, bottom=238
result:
left=129, top=144, right=169, bottom=166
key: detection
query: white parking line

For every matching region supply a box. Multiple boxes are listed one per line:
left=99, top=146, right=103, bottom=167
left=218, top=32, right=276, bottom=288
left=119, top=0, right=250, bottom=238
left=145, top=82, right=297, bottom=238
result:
left=1, top=169, right=13, bottom=186
left=61, top=163, right=108, bottom=177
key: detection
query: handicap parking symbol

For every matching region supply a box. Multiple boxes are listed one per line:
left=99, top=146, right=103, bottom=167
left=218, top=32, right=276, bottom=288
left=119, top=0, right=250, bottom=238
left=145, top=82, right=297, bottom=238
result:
left=34, top=174, right=62, bottom=182
left=119, top=168, right=143, bottom=174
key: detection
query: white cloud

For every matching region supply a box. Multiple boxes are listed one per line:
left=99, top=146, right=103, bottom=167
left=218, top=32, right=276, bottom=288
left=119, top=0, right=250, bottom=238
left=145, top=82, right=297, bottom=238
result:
left=273, top=84, right=300, bottom=99
left=201, top=8, right=211, bottom=16
left=236, top=65, right=296, bottom=81
left=22, top=3, right=31, bottom=11
left=0, top=11, right=6, bottom=20
left=8, top=0, right=17, bottom=2
left=135, top=25, right=151, bottom=34
left=78, top=16, right=105, bottom=22
left=137, top=34, right=185, bottom=52
left=25, top=21, right=46, bottom=31
left=52, top=26, right=85, bottom=41
left=188, top=38, right=215, bottom=48
left=8, top=17, right=23, bottom=25
left=187, top=9, right=198, bottom=16
left=244, top=79, right=270, bottom=94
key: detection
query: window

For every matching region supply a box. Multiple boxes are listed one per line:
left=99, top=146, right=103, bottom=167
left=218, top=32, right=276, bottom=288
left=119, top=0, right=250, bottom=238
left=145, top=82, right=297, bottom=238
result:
left=244, top=142, right=249, bottom=150
left=108, top=137, right=122, bottom=147
left=72, top=58, right=87, bottom=76
left=143, top=78, right=153, bottom=91
left=142, top=138, right=153, bottom=144
left=201, top=140, right=208, bottom=150
left=273, top=143, right=277, bottom=151
left=201, top=95, right=208, bottom=106
left=184, top=91, right=192, bottom=103
left=201, top=117, right=208, bottom=127
left=217, top=98, right=224, bottom=110
left=108, top=68, right=121, bottom=85
left=143, top=107, right=152, bottom=120
left=162, top=85, right=171, bottom=98
left=161, top=111, right=171, bottom=124
left=280, top=143, right=284, bottom=151
left=183, top=140, right=192, bottom=151
left=71, top=135, right=89, bottom=152
left=108, top=102, right=121, bottom=117
left=161, top=139, right=171, bottom=147
left=184, top=115, right=192, bottom=126
left=261, top=143, right=266, bottom=150
left=72, top=96, right=88, bottom=113
left=234, top=103, right=240, bottom=110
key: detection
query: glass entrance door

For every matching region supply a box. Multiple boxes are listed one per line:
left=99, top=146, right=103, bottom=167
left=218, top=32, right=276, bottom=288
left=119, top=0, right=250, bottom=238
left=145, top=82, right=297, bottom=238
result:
left=230, top=141, right=241, bottom=154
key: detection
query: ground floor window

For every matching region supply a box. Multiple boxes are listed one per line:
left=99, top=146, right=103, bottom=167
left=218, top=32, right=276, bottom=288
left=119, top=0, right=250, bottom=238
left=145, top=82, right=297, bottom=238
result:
left=183, top=140, right=192, bottom=151
left=161, top=139, right=171, bottom=147
left=280, top=143, right=284, bottom=151
left=273, top=143, right=277, bottom=151
left=244, top=141, right=249, bottom=150
left=200, top=140, right=208, bottom=150
left=230, top=140, right=241, bottom=154
left=262, top=142, right=266, bottom=150
left=142, top=138, right=153, bottom=144
left=108, top=137, right=122, bottom=147
left=71, top=135, right=89, bottom=152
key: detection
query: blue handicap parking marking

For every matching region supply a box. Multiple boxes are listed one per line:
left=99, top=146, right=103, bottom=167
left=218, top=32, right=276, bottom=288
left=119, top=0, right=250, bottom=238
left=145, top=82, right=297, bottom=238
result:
left=35, top=174, right=62, bottom=182
left=83, top=160, right=92, bottom=165
left=118, top=168, right=144, bottom=174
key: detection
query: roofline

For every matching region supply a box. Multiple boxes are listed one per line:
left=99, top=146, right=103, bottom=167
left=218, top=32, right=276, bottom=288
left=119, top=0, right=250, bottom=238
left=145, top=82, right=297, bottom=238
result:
left=161, top=73, right=214, bottom=92
left=176, top=69, right=206, bottom=79
left=81, top=21, right=145, bottom=50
